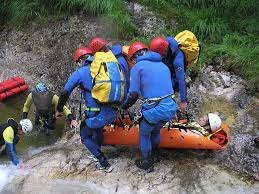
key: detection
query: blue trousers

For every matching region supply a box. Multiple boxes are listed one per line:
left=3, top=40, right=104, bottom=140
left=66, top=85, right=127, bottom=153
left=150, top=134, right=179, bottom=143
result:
left=80, top=106, right=117, bottom=160
left=80, top=123, right=103, bottom=157
left=139, top=118, right=166, bottom=159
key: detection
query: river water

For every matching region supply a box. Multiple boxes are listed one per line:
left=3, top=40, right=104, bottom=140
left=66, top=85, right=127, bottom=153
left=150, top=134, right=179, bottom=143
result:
left=0, top=94, right=258, bottom=194
left=0, top=94, right=66, bottom=191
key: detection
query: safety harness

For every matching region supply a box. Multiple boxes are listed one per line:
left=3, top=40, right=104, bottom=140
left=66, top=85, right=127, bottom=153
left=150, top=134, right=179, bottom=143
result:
left=142, top=93, right=175, bottom=104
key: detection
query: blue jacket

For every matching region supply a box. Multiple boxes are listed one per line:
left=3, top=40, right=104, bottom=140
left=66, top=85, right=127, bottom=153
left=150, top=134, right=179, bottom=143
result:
left=64, top=61, right=99, bottom=110
left=63, top=60, right=117, bottom=126
left=111, top=44, right=130, bottom=92
left=129, top=51, right=177, bottom=123
left=129, top=51, right=173, bottom=98
left=165, top=36, right=187, bottom=102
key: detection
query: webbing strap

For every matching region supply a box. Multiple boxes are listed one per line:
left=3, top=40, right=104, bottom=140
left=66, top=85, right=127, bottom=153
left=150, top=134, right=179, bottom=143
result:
left=85, top=107, right=100, bottom=112
left=144, top=93, right=175, bottom=103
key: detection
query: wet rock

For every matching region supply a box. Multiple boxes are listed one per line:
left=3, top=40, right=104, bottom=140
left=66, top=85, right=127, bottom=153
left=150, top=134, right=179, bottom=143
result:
left=126, top=2, right=166, bottom=36
left=0, top=14, right=107, bottom=91
left=217, top=134, right=259, bottom=177
left=1, top=5, right=259, bottom=193
left=220, top=74, right=231, bottom=87
left=4, top=142, right=259, bottom=194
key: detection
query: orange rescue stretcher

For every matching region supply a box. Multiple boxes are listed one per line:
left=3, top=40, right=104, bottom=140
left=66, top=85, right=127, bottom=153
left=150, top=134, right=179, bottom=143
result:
left=103, top=119, right=230, bottom=150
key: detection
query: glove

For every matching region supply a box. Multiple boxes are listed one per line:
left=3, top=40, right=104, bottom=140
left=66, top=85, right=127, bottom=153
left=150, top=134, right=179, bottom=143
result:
left=22, top=112, right=28, bottom=119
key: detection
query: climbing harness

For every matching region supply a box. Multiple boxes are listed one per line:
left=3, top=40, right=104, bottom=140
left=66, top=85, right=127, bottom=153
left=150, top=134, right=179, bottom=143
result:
left=142, top=94, right=175, bottom=105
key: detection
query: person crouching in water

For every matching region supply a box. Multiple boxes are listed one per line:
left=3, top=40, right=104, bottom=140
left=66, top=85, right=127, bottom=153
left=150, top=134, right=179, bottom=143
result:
left=0, top=118, right=32, bottom=166
left=22, top=83, right=77, bottom=135
left=55, top=46, right=116, bottom=172
left=122, top=42, right=177, bottom=172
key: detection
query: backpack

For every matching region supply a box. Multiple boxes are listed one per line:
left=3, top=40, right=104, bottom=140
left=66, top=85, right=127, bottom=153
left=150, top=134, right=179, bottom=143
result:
left=32, top=90, right=54, bottom=116
left=90, top=51, right=126, bottom=105
left=174, top=30, right=200, bottom=67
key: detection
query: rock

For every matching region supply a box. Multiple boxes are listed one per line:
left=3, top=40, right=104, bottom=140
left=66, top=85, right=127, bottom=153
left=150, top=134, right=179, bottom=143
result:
left=126, top=2, right=167, bottom=36
left=198, top=84, right=207, bottom=93
left=1, top=6, right=259, bottom=194
left=220, top=74, right=231, bottom=87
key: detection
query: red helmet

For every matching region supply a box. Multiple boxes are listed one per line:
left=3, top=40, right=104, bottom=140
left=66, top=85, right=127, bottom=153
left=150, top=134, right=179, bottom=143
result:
left=128, top=42, right=148, bottom=60
left=89, top=37, right=107, bottom=53
left=150, top=37, right=169, bottom=56
left=74, top=46, right=93, bottom=62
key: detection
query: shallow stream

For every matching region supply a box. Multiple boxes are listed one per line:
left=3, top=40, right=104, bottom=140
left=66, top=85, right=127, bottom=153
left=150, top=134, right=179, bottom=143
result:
left=0, top=93, right=66, bottom=161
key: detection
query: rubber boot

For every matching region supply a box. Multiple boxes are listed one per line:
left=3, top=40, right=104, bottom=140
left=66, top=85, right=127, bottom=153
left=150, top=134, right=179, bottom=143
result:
left=135, top=153, right=154, bottom=173
left=96, top=152, right=113, bottom=173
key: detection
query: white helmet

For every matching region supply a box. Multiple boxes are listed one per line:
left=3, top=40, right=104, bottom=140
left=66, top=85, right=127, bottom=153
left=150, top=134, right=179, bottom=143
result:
left=208, top=113, right=222, bottom=132
left=20, top=119, right=33, bottom=134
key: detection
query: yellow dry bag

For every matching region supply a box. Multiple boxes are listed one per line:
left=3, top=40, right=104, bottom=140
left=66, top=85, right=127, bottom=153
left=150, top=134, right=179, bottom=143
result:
left=175, top=30, right=200, bottom=67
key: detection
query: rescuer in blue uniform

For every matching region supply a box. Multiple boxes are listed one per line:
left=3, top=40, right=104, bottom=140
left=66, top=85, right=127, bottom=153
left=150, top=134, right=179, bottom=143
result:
left=150, top=36, right=187, bottom=112
left=55, top=46, right=116, bottom=172
left=89, top=37, right=130, bottom=92
left=122, top=42, right=177, bottom=172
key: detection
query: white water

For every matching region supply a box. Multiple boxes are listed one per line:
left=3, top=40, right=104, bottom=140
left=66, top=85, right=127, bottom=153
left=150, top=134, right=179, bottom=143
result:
left=0, top=164, right=16, bottom=191
left=0, top=164, right=29, bottom=192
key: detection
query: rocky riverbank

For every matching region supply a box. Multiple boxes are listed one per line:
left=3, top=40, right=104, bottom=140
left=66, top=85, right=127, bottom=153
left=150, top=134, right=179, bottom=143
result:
left=0, top=4, right=258, bottom=193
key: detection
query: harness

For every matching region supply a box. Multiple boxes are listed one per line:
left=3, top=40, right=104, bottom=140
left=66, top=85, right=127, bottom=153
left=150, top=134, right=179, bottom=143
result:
left=143, top=93, right=175, bottom=104
left=85, top=107, right=100, bottom=112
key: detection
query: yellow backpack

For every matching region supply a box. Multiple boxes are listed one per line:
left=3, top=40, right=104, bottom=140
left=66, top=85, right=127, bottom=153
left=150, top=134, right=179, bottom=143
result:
left=91, top=51, right=126, bottom=104
left=175, top=30, right=200, bottom=67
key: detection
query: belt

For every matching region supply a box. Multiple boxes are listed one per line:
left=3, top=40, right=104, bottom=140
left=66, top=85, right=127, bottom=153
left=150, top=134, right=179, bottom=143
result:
left=144, top=94, right=175, bottom=103
left=85, top=107, right=100, bottom=112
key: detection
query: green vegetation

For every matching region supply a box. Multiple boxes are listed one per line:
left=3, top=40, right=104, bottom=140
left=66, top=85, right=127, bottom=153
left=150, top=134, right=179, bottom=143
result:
left=138, top=0, right=259, bottom=91
left=0, top=0, right=135, bottom=38
left=0, top=0, right=258, bottom=90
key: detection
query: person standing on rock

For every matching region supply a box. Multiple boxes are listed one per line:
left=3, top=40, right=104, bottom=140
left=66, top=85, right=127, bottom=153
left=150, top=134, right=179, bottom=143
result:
left=122, top=42, right=177, bottom=172
left=55, top=46, right=115, bottom=172
left=150, top=36, right=187, bottom=112
left=89, top=37, right=130, bottom=92
left=0, top=118, right=32, bottom=166
left=22, top=83, right=77, bottom=135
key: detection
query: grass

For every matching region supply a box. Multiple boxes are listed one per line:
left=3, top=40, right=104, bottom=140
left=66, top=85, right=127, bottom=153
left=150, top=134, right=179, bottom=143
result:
left=207, top=34, right=258, bottom=73
left=137, top=0, right=259, bottom=91
left=0, top=0, right=258, bottom=90
left=0, top=0, right=136, bottom=38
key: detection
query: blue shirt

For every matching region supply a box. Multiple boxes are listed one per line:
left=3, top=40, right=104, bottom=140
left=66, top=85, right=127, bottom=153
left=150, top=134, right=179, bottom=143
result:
left=64, top=61, right=99, bottom=109
left=129, top=51, right=173, bottom=99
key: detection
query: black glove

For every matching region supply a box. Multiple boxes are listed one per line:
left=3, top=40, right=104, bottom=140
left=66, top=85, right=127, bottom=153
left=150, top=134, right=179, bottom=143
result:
left=122, top=92, right=138, bottom=110
left=57, top=90, right=70, bottom=112
left=22, top=112, right=28, bottom=119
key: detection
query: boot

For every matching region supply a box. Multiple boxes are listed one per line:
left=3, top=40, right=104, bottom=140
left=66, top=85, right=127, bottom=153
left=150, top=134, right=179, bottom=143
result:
left=95, top=162, right=113, bottom=173
left=135, top=158, right=154, bottom=173
left=96, top=153, right=113, bottom=173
